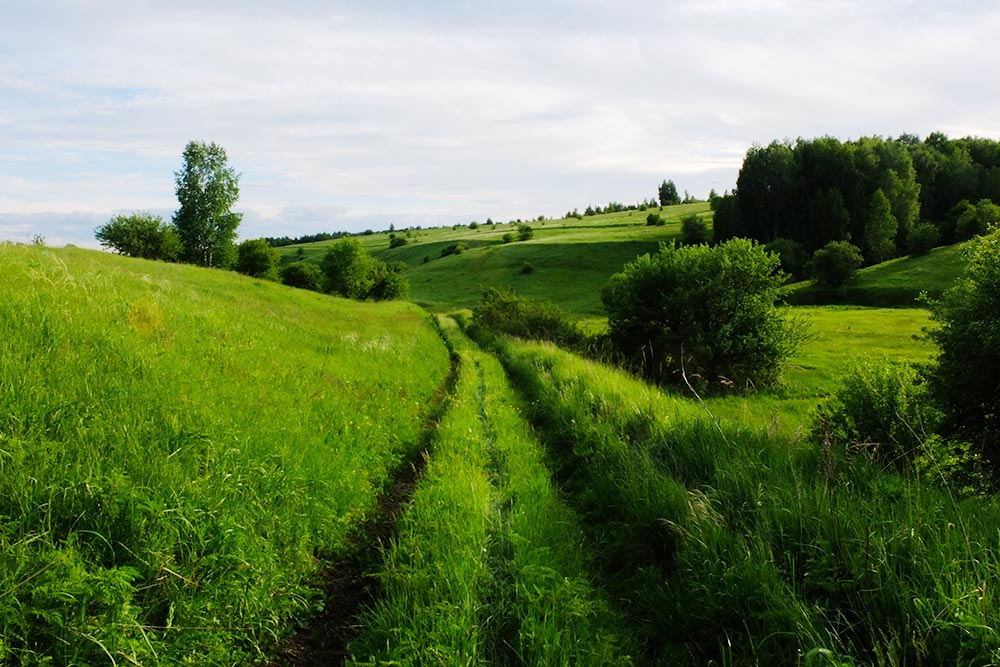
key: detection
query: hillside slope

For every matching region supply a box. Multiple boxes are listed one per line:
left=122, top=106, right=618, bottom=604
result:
left=0, top=244, right=451, bottom=664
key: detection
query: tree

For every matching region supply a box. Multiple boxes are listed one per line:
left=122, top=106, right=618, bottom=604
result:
left=812, top=240, right=863, bottom=288
left=926, top=230, right=1000, bottom=468
left=235, top=238, right=280, bottom=280
left=280, top=262, right=324, bottom=291
left=320, top=237, right=408, bottom=301
left=601, top=238, right=803, bottom=390
left=863, top=188, right=898, bottom=264
left=679, top=214, right=710, bottom=245
left=955, top=199, right=1000, bottom=241
left=173, top=141, right=242, bottom=267
left=658, top=179, right=681, bottom=207
left=95, top=212, right=181, bottom=261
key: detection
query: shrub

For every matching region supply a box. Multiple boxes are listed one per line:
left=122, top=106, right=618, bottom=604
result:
left=236, top=238, right=281, bottom=280
left=811, top=361, right=940, bottom=467
left=646, top=212, right=664, bottom=226
left=679, top=214, right=710, bottom=245
left=320, top=237, right=409, bottom=300
left=520, top=261, right=535, bottom=274
left=389, top=236, right=408, bottom=249
left=471, top=288, right=583, bottom=348
left=502, top=233, right=515, bottom=244
left=94, top=212, right=182, bottom=261
left=468, top=221, right=479, bottom=230
left=925, top=229, right=1000, bottom=470
left=368, top=261, right=410, bottom=301
left=280, top=262, right=324, bottom=291
left=601, top=238, right=804, bottom=391
left=811, top=240, right=863, bottom=288
left=517, top=225, right=534, bottom=241
left=440, top=242, right=466, bottom=257
left=764, top=238, right=808, bottom=280
left=907, top=222, right=941, bottom=256
left=955, top=198, right=1000, bottom=241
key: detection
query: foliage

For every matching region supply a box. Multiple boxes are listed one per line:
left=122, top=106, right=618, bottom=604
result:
left=658, top=179, right=681, bottom=206
left=517, top=224, right=534, bottom=241
left=389, top=235, right=408, bottom=248
left=440, top=242, right=466, bottom=257
left=321, top=237, right=408, bottom=300
left=907, top=222, right=941, bottom=256
left=812, top=241, right=863, bottom=288
left=954, top=198, right=1000, bottom=241
left=173, top=141, right=242, bottom=268
left=679, top=213, right=710, bottom=245
left=502, top=232, right=515, bottom=243
left=646, top=212, right=664, bottom=226
left=925, top=229, right=1000, bottom=470
left=471, top=287, right=583, bottom=348
left=602, top=238, right=803, bottom=390
left=863, top=188, right=898, bottom=264
left=280, top=261, right=324, bottom=291
left=235, top=238, right=280, bottom=280
left=94, top=211, right=182, bottom=261
left=765, top=237, right=809, bottom=280
left=811, top=361, right=940, bottom=467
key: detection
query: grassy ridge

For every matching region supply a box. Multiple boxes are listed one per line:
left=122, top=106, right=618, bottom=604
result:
left=0, top=245, right=451, bottom=664
left=489, top=335, right=1000, bottom=665
left=350, top=318, right=633, bottom=665
left=278, top=203, right=712, bottom=317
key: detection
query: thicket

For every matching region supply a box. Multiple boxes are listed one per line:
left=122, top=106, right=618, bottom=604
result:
left=714, top=133, right=1000, bottom=260
left=602, top=238, right=804, bottom=391
left=470, top=287, right=583, bottom=349
left=94, top=212, right=182, bottom=261
left=320, top=237, right=409, bottom=301
left=279, top=261, right=324, bottom=291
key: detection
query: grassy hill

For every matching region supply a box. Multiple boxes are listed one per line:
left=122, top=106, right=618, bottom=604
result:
left=0, top=243, right=451, bottom=664
left=781, top=242, right=967, bottom=307
left=278, top=203, right=712, bottom=317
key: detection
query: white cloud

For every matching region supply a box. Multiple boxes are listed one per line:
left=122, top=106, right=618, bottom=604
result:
left=1, top=0, right=999, bottom=245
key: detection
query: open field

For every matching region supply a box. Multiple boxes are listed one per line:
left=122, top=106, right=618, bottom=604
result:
left=0, top=244, right=451, bottom=664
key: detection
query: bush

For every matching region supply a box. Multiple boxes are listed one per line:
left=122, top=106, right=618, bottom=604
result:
left=811, top=361, right=940, bottom=467
left=236, top=238, right=281, bottom=280
left=280, top=262, right=324, bottom=291
left=765, top=238, right=809, bottom=280
left=389, top=236, right=408, bottom=249
left=320, top=237, right=409, bottom=300
left=955, top=198, right=1000, bottom=241
left=517, top=225, right=534, bottom=241
left=520, top=261, right=535, bottom=274
left=907, top=222, right=941, bottom=256
left=811, top=240, right=863, bottom=288
left=679, top=214, right=709, bottom=245
left=502, top=233, right=515, bottom=244
left=601, top=238, right=804, bottom=391
left=440, top=242, right=466, bottom=257
left=471, top=288, right=583, bottom=348
left=925, top=229, right=1000, bottom=470
left=646, top=212, right=664, bottom=226
left=468, top=221, right=479, bottom=230
left=94, top=212, right=182, bottom=261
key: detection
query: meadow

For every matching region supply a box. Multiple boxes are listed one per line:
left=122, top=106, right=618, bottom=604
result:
left=0, top=244, right=451, bottom=664
left=3, top=205, right=989, bottom=666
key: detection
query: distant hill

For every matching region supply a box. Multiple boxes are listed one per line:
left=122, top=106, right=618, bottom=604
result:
left=278, top=202, right=713, bottom=317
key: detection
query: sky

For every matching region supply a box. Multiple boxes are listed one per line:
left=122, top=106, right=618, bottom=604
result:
left=2, top=0, right=999, bottom=247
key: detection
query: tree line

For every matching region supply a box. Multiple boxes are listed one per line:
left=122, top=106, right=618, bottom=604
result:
left=712, top=133, right=1000, bottom=279
left=94, top=141, right=406, bottom=301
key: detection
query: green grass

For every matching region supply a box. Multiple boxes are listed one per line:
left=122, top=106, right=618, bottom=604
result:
left=0, top=244, right=451, bottom=665
left=706, top=306, right=935, bottom=435
left=782, top=243, right=968, bottom=307
left=278, top=203, right=713, bottom=317
left=349, top=317, right=634, bottom=665
left=487, top=333, right=1000, bottom=666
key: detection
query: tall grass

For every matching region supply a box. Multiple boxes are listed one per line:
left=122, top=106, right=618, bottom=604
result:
left=349, top=318, right=633, bottom=665
left=488, top=334, right=1000, bottom=666
left=0, top=245, right=451, bottom=664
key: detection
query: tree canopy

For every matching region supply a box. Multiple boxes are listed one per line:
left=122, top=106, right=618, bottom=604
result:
left=173, top=141, right=242, bottom=268
left=94, top=212, right=181, bottom=261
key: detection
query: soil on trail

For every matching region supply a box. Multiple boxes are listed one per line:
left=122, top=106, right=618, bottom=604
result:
left=267, top=456, right=427, bottom=666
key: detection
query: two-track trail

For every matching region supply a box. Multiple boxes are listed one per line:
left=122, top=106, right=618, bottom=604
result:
left=345, top=316, right=635, bottom=666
